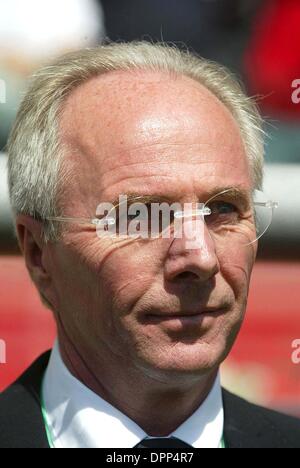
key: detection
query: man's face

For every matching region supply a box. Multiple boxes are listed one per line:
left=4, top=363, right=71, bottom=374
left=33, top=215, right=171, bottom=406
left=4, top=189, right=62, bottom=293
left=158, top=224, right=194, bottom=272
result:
left=47, top=70, right=257, bottom=381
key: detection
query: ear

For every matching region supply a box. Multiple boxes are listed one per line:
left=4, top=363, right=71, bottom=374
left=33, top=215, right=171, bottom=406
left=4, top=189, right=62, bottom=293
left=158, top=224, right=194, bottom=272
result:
left=16, top=214, right=57, bottom=309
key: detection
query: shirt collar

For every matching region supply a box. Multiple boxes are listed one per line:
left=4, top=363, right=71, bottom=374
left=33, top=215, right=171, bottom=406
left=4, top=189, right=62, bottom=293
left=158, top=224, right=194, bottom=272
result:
left=42, top=341, right=224, bottom=448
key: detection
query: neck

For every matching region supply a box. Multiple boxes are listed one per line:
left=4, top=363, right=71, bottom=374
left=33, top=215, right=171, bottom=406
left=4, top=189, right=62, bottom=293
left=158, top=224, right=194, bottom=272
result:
left=58, top=333, right=218, bottom=437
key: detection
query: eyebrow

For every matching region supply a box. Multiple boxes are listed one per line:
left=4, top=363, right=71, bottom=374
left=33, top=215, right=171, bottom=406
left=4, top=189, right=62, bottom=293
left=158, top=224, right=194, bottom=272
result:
left=205, top=186, right=252, bottom=205
left=108, top=186, right=252, bottom=208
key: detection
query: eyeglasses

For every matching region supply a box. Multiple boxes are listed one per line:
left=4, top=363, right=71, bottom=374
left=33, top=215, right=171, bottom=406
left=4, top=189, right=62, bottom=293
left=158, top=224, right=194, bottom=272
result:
left=45, top=189, right=278, bottom=247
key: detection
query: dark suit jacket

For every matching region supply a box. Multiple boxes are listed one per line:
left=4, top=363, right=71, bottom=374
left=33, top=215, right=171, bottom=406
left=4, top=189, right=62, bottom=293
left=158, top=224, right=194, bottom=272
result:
left=0, top=352, right=300, bottom=448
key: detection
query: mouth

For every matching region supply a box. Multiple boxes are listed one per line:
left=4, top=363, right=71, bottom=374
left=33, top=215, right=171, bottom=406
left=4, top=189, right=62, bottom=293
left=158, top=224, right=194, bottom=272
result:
left=144, top=308, right=226, bottom=324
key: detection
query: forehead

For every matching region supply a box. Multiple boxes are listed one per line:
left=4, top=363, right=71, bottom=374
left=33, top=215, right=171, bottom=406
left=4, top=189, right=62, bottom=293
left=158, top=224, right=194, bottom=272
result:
left=59, top=69, right=251, bottom=204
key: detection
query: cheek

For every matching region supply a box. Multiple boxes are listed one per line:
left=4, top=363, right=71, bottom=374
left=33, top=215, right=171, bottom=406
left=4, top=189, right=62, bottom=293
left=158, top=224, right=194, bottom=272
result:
left=219, top=243, right=257, bottom=301
left=53, top=235, right=163, bottom=316
left=98, top=243, right=162, bottom=314
left=49, top=236, right=108, bottom=315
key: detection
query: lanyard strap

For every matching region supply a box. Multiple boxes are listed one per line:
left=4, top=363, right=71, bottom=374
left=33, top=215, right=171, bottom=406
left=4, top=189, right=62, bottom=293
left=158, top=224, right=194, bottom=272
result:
left=41, top=388, right=55, bottom=448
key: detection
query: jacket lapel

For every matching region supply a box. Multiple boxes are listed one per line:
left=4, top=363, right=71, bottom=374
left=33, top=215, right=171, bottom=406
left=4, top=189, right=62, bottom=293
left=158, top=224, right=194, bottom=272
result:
left=16, top=352, right=51, bottom=448
left=223, top=389, right=282, bottom=448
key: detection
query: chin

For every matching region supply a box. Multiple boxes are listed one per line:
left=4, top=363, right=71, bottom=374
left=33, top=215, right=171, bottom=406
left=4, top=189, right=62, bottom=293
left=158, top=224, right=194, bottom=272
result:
left=126, top=312, right=241, bottom=379
left=135, top=339, right=228, bottom=381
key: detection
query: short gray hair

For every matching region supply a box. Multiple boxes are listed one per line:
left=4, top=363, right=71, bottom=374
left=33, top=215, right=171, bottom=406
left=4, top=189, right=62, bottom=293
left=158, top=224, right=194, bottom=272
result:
left=7, top=41, right=265, bottom=242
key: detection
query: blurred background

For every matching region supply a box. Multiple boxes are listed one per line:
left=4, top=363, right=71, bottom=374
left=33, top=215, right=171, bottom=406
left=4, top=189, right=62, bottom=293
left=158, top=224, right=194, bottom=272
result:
left=0, top=0, right=299, bottom=416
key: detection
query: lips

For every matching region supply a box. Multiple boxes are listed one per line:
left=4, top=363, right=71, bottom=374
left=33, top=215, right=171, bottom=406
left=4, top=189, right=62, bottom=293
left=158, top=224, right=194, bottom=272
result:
left=142, top=309, right=226, bottom=328
left=145, top=308, right=225, bottom=320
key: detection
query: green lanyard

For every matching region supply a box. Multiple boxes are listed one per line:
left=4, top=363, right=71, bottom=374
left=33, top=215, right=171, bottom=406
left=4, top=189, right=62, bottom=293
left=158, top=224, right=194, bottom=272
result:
left=41, top=378, right=55, bottom=448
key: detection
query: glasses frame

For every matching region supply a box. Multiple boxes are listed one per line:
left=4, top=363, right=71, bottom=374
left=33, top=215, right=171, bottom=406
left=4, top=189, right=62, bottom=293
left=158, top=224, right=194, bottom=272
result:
left=44, top=189, right=279, bottom=245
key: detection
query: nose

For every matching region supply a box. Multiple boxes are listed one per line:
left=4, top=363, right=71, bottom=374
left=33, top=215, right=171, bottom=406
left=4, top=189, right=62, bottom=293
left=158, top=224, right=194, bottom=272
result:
left=164, top=217, right=220, bottom=283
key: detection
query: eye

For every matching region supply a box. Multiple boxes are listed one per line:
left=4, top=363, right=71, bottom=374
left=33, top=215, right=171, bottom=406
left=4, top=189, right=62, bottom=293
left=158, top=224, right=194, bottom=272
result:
left=206, top=201, right=239, bottom=225
left=127, top=211, right=140, bottom=221
left=210, top=201, right=237, bottom=214
left=127, top=203, right=151, bottom=221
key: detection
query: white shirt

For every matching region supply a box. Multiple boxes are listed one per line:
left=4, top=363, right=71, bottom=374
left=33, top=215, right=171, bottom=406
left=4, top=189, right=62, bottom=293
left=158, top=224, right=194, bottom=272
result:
left=42, top=342, right=224, bottom=448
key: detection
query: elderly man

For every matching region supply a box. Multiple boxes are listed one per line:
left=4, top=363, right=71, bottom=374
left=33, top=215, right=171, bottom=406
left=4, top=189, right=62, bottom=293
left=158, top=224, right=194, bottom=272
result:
left=1, top=42, right=299, bottom=448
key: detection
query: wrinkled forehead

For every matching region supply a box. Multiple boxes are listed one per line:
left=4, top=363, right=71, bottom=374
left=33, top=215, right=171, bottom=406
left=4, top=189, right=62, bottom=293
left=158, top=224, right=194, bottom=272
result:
left=59, top=69, right=251, bottom=205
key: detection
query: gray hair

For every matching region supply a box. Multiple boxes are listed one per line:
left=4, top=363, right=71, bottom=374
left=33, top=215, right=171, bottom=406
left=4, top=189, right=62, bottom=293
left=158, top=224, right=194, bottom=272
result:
left=7, top=41, right=265, bottom=242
